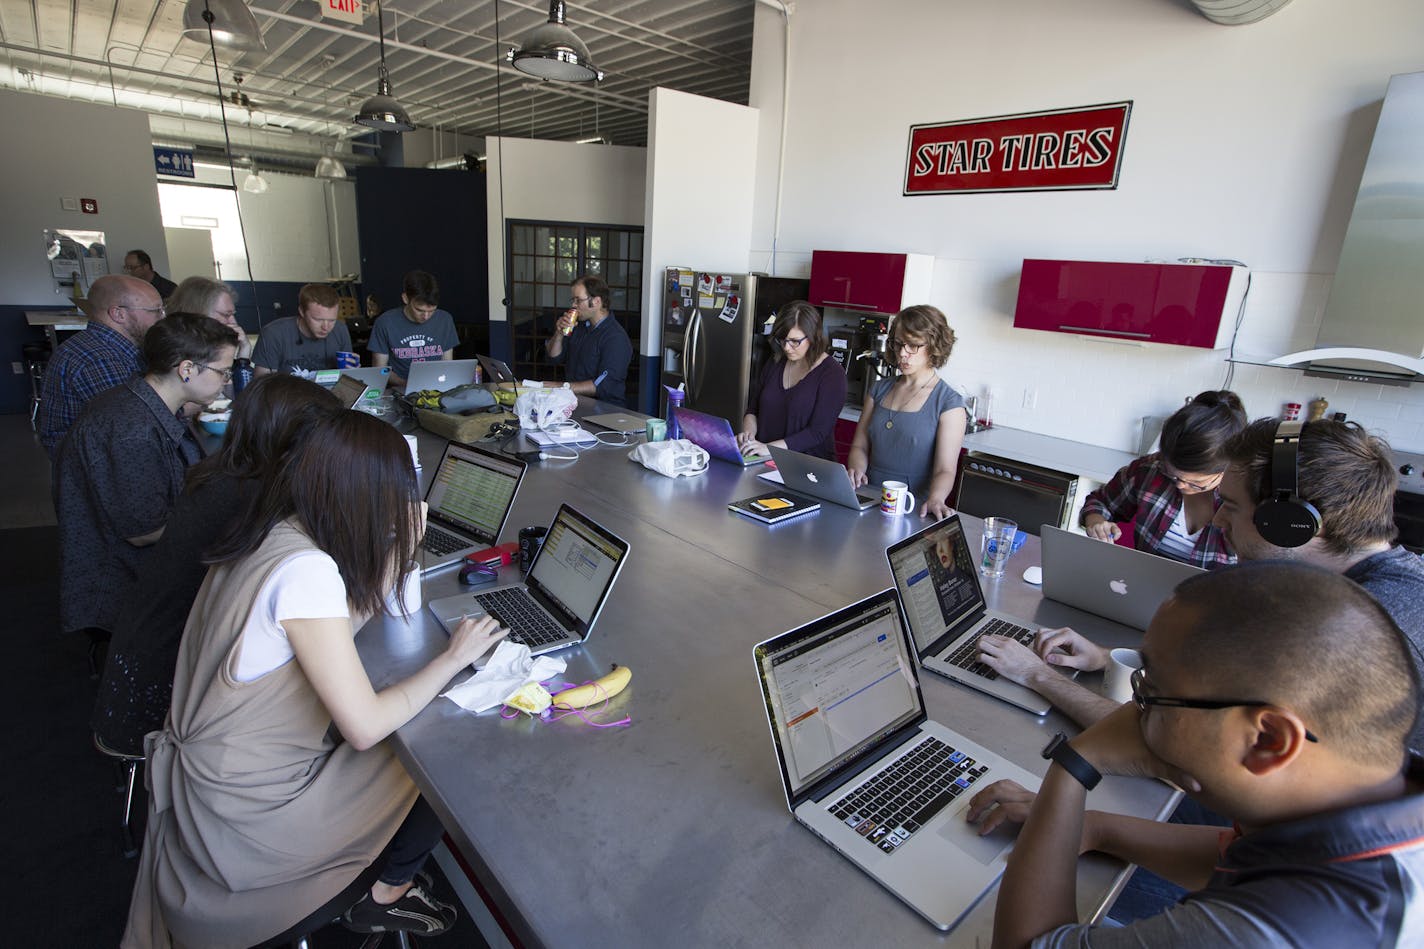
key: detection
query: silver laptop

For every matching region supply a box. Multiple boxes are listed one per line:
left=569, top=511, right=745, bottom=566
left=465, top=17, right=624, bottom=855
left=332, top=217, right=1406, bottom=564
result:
left=419, top=442, right=527, bottom=575
left=428, top=504, right=631, bottom=657
left=886, top=515, right=1064, bottom=715
left=754, top=589, right=1041, bottom=931
left=330, top=372, right=373, bottom=409
left=405, top=358, right=481, bottom=393
left=673, top=407, right=770, bottom=466
left=583, top=412, right=649, bottom=434
left=769, top=446, right=880, bottom=510
left=1040, top=525, right=1204, bottom=630
left=476, top=353, right=518, bottom=385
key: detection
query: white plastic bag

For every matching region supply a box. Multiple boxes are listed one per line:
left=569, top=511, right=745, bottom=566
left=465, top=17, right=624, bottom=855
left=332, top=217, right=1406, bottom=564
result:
left=514, top=386, right=577, bottom=432
left=628, top=439, right=709, bottom=478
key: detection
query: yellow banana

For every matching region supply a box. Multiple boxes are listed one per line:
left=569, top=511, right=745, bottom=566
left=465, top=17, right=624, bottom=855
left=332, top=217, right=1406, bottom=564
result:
left=551, top=664, right=631, bottom=708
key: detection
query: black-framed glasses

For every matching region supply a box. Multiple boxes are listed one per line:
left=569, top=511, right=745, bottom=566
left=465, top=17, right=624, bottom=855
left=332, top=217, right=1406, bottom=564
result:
left=777, top=334, right=809, bottom=349
left=887, top=337, right=924, bottom=355
left=1130, top=667, right=1319, bottom=742
left=194, top=363, right=235, bottom=382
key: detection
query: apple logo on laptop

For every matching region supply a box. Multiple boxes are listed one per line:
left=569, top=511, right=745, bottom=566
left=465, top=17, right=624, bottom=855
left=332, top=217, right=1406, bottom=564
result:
left=806, top=472, right=819, bottom=483
left=1109, top=579, right=1128, bottom=596
left=436, top=372, right=448, bottom=384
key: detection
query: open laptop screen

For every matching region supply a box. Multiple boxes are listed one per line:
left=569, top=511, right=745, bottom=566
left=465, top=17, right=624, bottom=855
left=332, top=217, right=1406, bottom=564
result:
left=527, top=506, right=627, bottom=627
left=756, top=592, right=923, bottom=800
left=425, top=443, right=523, bottom=545
left=886, top=517, right=985, bottom=655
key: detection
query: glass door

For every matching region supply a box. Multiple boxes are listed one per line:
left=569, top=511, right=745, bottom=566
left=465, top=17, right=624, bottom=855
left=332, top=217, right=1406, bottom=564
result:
left=507, top=220, right=643, bottom=405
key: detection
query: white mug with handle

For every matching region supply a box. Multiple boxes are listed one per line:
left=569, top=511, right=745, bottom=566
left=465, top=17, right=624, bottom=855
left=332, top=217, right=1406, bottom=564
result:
left=880, top=480, right=916, bottom=516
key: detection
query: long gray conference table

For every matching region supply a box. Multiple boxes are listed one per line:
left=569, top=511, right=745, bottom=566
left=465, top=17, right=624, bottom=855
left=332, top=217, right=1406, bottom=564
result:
left=355, top=399, right=1178, bottom=948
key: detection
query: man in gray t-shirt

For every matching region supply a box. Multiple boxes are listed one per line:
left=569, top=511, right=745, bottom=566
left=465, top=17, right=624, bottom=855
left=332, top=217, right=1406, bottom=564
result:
left=253, top=283, right=352, bottom=376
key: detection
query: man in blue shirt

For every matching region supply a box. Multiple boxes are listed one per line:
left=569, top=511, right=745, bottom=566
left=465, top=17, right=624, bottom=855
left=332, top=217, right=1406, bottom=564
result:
left=38, top=274, right=166, bottom=458
left=544, top=275, right=633, bottom=407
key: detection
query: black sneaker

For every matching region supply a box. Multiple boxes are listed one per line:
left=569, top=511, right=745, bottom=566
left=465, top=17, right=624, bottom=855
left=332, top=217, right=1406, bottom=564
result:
left=341, top=883, right=457, bottom=936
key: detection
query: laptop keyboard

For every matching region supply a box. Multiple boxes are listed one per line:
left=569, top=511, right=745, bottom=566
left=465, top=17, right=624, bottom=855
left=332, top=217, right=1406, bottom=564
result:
left=946, top=618, right=1037, bottom=681
left=422, top=526, right=467, bottom=557
left=474, top=587, right=568, bottom=647
left=829, top=737, right=988, bottom=855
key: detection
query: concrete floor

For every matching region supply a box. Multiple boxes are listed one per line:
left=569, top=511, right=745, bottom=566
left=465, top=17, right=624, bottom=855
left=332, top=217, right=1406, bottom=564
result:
left=0, top=413, right=56, bottom=528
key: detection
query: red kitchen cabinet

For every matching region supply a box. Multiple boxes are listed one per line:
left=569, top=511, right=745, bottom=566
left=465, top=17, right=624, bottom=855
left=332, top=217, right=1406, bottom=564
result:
left=809, top=250, right=935, bottom=316
left=1012, top=258, right=1247, bottom=349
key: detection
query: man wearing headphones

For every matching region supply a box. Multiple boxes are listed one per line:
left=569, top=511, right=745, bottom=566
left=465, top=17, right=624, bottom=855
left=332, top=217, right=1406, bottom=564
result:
left=977, top=419, right=1424, bottom=749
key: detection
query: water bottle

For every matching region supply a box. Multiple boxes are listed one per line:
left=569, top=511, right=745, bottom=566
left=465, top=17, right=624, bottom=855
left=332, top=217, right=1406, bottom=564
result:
left=664, top=385, right=685, bottom=440
left=231, top=357, right=254, bottom=395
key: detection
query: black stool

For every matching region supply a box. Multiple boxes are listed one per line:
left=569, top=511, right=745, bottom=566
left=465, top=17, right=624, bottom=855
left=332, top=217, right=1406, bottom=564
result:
left=93, top=732, right=144, bottom=858
left=22, top=342, right=49, bottom=432
left=249, top=862, right=418, bottom=949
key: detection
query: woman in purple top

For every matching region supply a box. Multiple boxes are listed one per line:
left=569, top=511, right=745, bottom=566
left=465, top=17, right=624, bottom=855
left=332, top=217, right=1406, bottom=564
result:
left=738, top=301, right=848, bottom=460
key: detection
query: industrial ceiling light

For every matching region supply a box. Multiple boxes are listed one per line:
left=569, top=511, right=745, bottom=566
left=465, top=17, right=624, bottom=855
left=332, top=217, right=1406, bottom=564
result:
left=314, top=144, right=348, bottom=179
left=507, top=0, right=603, bottom=83
left=354, top=1, right=415, bottom=132
left=242, top=165, right=269, bottom=193
left=182, top=0, right=267, bottom=53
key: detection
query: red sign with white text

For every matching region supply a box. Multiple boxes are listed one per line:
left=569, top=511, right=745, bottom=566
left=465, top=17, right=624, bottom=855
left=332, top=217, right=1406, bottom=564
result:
left=903, top=101, right=1132, bottom=196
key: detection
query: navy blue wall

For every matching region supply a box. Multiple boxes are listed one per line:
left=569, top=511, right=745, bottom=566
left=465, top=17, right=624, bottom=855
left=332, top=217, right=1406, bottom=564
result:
left=1, top=306, right=57, bottom=415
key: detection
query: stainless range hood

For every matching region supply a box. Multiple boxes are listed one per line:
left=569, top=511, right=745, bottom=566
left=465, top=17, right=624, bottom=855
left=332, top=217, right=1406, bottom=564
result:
left=1271, top=70, right=1424, bottom=386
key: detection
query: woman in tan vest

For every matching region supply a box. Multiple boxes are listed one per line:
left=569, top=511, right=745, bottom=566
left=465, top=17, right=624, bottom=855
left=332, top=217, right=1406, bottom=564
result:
left=123, top=411, right=506, bottom=948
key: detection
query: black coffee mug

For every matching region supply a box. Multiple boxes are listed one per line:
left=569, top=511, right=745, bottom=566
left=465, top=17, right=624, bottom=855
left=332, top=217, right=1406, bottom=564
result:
left=518, top=526, right=548, bottom=573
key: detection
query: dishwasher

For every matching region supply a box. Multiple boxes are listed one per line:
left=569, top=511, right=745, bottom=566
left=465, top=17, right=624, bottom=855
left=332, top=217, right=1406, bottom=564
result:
left=953, top=452, right=1078, bottom=536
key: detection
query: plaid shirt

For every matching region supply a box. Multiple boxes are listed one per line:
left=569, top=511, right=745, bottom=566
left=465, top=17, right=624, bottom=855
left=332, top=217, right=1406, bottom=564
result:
left=1079, top=453, right=1237, bottom=569
left=38, top=321, right=143, bottom=458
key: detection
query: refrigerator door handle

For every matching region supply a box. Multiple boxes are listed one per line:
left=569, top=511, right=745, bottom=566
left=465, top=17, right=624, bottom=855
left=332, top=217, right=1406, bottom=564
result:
left=685, top=310, right=702, bottom=399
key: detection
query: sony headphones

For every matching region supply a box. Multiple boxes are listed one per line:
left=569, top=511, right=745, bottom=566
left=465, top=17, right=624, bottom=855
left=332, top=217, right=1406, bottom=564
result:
left=1251, top=420, right=1323, bottom=548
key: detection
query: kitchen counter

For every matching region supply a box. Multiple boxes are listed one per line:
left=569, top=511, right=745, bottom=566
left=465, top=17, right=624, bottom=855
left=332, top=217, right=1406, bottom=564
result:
left=961, top=426, right=1135, bottom=483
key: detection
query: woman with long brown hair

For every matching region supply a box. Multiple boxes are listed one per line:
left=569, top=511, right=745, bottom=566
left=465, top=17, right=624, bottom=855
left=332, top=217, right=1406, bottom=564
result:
left=124, top=412, right=506, bottom=947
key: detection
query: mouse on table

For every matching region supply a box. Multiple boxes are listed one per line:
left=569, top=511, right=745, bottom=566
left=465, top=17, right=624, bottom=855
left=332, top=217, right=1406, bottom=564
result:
left=1022, top=565, right=1042, bottom=586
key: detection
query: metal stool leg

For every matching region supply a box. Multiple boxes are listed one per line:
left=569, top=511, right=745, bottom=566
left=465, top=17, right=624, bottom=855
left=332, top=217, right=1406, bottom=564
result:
left=120, top=758, right=141, bottom=858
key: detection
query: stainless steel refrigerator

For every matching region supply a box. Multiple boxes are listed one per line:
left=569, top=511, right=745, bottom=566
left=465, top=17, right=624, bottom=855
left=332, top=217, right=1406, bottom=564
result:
left=659, top=268, right=809, bottom=424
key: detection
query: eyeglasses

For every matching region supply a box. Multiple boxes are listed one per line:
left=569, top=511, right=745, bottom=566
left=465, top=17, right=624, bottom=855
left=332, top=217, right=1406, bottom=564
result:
left=777, top=334, right=809, bottom=349
left=122, top=303, right=166, bottom=317
left=887, top=338, right=925, bottom=355
left=569, top=295, right=591, bottom=305
left=1162, top=467, right=1223, bottom=492
left=193, top=363, right=235, bottom=382
left=1130, top=667, right=1319, bottom=743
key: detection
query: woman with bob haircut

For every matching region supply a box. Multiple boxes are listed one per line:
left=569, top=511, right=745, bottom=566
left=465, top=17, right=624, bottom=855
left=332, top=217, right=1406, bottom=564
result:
left=93, top=374, right=343, bottom=757
left=124, top=412, right=507, bottom=947
left=846, top=304, right=967, bottom=519
left=738, top=300, right=848, bottom=460
left=1080, top=389, right=1246, bottom=568
left=167, top=276, right=251, bottom=359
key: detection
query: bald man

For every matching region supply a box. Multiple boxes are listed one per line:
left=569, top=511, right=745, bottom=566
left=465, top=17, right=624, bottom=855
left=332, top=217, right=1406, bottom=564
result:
left=38, top=274, right=166, bottom=458
left=973, top=563, right=1424, bottom=947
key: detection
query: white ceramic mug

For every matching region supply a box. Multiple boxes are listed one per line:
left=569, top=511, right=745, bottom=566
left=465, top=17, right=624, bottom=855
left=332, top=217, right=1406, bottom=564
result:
left=404, top=433, right=421, bottom=470
left=880, top=480, right=916, bottom=516
left=1103, top=647, right=1143, bottom=705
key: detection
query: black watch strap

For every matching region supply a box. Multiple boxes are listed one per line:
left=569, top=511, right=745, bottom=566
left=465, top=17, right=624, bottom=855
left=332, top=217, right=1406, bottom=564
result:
left=1041, top=732, right=1102, bottom=790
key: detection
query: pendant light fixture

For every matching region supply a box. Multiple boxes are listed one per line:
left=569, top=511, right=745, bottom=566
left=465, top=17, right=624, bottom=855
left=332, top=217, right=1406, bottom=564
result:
left=314, top=145, right=348, bottom=179
left=242, top=164, right=270, bottom=193
left=182, top=0, right=267, bottom=53
left=507, top=0, right=603, bottom=83
left=354, top=1, right=415, bottom=132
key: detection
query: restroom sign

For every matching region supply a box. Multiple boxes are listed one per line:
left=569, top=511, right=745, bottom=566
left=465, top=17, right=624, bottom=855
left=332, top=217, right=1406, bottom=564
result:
left=320, top=0, right=363, bottom=24
left=904, top=101, right=1132, bottom=195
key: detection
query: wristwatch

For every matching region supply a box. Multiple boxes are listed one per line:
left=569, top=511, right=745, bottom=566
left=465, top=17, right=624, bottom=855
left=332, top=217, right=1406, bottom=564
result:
left=1041, top=732, right=1101, bottom=790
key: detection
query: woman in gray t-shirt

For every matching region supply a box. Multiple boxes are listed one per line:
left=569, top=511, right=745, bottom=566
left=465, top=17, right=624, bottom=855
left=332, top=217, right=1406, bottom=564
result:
left=846, top=305, right=967, bottom=519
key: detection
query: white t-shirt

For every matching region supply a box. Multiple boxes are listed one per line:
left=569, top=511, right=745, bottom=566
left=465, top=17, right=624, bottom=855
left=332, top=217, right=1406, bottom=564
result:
left=232, top=550, right=349, bottom=682
left=1155, top=503, right=1201, bottom=562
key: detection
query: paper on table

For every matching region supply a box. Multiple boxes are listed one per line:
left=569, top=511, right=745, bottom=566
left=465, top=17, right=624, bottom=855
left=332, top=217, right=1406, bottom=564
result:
left=441, top=639, right=567, bottom=713
left=757, top=468, right=785, bottom=485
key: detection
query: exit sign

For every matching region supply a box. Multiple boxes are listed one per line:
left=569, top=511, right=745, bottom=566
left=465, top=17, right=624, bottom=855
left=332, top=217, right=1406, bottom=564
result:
left=321, top=0, right=362, bottom=25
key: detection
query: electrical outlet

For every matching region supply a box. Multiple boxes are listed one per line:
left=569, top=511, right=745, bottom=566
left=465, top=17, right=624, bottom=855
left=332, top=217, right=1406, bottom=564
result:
left=1022, top=387, right=1038, bottom=410
left=12, top=361, right=23, bottom=375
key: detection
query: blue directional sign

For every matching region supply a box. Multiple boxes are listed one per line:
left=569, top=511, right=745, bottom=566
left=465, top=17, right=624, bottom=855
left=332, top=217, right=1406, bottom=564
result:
left=154, top=147, right=196, bottom=178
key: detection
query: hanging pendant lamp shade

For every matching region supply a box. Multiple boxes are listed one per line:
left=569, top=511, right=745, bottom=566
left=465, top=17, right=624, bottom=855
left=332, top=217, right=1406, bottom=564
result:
left=354, top=2, right=414, bottom=132
left=183, top=0, right=267, bottom=53
left=242, top=167, right=269, bottom=193
left=507, top=0, right=603, bottom=82
left=314, top=150, right=348, bottom=179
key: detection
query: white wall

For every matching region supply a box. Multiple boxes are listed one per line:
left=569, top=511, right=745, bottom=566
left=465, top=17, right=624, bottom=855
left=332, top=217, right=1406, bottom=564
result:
left=642, top=88, right=760, bottom=355
left=0, top=89, right=167, bottom=304
left=750, top=0, right=1424, bottom=452
left=484, top=137, right=647, bottom=330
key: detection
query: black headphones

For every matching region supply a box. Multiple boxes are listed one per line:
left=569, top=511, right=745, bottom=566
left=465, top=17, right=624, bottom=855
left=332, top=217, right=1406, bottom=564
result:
left=1251, top=420, right=1323, bottom=548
